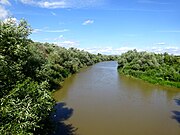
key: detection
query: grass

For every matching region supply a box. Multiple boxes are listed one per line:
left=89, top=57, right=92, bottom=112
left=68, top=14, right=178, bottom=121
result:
left=118, top=69, right=180, bottom=89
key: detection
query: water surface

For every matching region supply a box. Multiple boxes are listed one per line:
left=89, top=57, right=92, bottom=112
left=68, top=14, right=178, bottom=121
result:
left=53, top=61, right=180, bottom=135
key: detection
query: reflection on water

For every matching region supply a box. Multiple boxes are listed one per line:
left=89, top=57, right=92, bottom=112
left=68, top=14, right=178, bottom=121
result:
left=172, top=111, right=180, bottom=124
left=53, top=61, right=180, bottom=135
left=119, top=75, right=180, bottom=100
left=50, top=103, right=77, bottom=135
left=172, top=99, right=180, bottom=124
left=175, top=99, right=180, bottom=106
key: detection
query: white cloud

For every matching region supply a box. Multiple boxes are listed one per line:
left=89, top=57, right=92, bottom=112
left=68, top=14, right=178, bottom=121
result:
left=0, top=5, right=9, bottom=19
left=32, top=28, right=69, bottom=33
left=56, top=40, right=79, bottom=48
left=58, top=35, right=64, bottom=39
left=44, top=29, right=69, bottom=33
left=38, top=1, right=67, bottom=9
left=19, top=0, right=67, bottom=8
left=104, top=8, right=171, bottom=12
left=41, top=35, right=78, bottom=48
left=0, top=0, right=11, bottom=5
left=53, top=35, right=64, bottom=41
left=51, top=11, right=56, bottom=16
left=115, top=47, right=137, bottom=53
left=18, top=0, right=104, bottom=9
left=156, top=42, right=166, bottom=45
left=82, top=20, right=94, bottom=25
left=32, top=28, right=41, bottom=33
left=79, top=46, right=180, bottom=55
left=0, top=0, right=11, bottom=20
left=19, top=0, right=34, bottom=4
left=80, top=46, right=135, bottom=55
left=148, top=46, right=180, bottom=55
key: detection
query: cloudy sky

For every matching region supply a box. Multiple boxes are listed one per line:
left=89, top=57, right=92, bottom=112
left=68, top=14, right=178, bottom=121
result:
left=0, top=0, right=180, bottom=55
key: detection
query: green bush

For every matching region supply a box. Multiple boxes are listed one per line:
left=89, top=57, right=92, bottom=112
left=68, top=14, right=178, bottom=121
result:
left=0, top=79, right=55, bottom=135
left=118, top=50, right=180, bottom=88
left=0, top=18, right=112, bottom=134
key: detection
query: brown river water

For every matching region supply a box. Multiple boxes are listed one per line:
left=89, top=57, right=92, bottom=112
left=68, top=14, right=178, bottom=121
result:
left=53, top=61, right=180, bottom=135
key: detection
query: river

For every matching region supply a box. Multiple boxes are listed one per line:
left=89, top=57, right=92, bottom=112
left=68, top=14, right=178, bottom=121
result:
left=53, top=61, right=180, bottom=135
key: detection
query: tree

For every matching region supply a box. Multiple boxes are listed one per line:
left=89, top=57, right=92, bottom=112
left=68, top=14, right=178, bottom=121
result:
left=0, top=79, right=54, bottom=135
left=0, top=18, right=32, bottom=97
left=117, top=50, right=180, bottom=88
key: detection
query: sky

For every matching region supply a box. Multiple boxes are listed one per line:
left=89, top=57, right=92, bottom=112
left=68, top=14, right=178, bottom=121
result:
left=0, top=0, right=180, bottom=55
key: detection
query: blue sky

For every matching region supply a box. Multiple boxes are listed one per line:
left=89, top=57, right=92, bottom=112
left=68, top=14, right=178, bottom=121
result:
left=0, top=0, right=180, bottom=55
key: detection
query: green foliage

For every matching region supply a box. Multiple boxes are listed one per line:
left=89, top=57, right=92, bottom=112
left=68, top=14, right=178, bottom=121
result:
left=0, top=79, right=54, bottom=135
left=0, top=18, right=111, bottom=134
left=117, top=50, right=180, bottom=88
left=33, top=44, right=112, bottom=89
left=0, top=19, right=32, bottom=97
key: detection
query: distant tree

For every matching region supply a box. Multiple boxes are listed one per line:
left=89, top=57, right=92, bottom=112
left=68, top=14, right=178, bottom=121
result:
left=117, top=50, right=180, bottom=88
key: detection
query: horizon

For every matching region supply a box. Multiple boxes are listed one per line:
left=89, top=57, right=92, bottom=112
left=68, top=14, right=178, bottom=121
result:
left=0, top=0, right=180, bottom=55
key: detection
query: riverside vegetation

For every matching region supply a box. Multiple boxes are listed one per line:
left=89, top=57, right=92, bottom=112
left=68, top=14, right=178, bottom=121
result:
left=117, top=50, right=180, bottom=88
left=0, top=19, right=113, bottom=134
left=0, top=18, right=179, bottom=135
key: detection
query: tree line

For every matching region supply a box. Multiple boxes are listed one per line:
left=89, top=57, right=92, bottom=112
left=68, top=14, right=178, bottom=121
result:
left=1, top=18, right=179, bottom=134
left=117, top=49, right=180, bottom=88
left=0, top=19, right=113, bottom=134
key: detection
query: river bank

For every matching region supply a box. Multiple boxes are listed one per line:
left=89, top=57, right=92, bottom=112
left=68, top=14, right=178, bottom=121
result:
left=54, top=61, right=180, bottom=135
